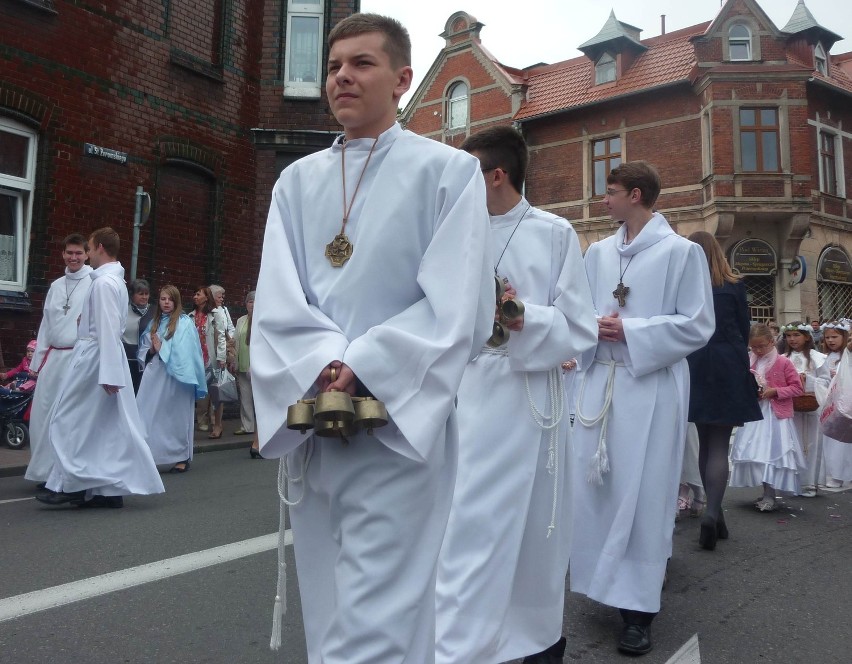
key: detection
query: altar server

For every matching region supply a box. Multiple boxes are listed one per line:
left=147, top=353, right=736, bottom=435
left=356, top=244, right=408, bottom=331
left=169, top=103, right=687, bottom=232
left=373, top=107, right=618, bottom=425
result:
left=251, top=13, right=493, bottom=664
left=571, top=162, right=714, bottom=656
left=37, top=227, right=164, bottom=509
left=435, top=126, right=597, bottom=664
left=25, top=234, right=93, bottom=485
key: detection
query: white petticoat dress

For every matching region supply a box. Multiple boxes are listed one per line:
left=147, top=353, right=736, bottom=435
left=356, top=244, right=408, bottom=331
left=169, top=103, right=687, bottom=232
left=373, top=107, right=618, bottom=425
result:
left=729, top=400, right=806, bottom=493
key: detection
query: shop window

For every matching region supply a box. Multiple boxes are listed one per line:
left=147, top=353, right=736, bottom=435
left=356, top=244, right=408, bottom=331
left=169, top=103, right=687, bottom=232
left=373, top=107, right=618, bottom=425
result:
left=0, top=117, right=37, bottom=288
left=284, top=0, right=324, bottom=98
left=743, top=275, right=775, bottom=323
left=592, top=136, right=622, bottom=197
left=740, top=108, right=779, bottom=172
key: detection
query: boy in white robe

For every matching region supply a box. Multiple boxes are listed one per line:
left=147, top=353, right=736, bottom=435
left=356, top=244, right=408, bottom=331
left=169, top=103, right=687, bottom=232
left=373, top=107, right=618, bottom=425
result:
left=571, top=162, right=714, bottom=656
left=25, top=233, right=93, bottom=486
left=435, top=126, right=597, bottom=664
left=37, top=227, right=164, bottom=509
left=251, top=14, right=493, bottom=664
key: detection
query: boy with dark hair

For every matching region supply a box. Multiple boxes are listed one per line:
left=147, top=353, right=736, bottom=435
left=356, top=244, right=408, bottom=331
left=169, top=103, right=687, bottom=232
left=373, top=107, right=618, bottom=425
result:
left=571, top=162, right=714, bottom=655
left=252, top=13, right=493, bottom=664
left=435, top=124, right=597, bottom=664
left=38, top=227, right=163, bottom=509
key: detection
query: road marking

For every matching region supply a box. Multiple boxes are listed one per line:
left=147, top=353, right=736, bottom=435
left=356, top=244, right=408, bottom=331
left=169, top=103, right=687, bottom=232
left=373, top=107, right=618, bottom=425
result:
left=0, top=530, right=292, bottom=623
left=0, top=497, right=34, bottom=505
left=665, top=633, right=700, bottom=664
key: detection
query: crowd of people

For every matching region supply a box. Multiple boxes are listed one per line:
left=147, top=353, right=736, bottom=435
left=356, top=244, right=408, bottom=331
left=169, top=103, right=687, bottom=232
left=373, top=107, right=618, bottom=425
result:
left=6, top=11, right=849, bottom=663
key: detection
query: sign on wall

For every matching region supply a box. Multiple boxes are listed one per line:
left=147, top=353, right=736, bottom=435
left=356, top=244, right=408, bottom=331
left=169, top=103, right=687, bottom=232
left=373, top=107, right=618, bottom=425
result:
left=818, top=247, right=852, bottom=284
left=730, top=238, right=777, bottom=276
left=84, top=143, right=128, bottom=165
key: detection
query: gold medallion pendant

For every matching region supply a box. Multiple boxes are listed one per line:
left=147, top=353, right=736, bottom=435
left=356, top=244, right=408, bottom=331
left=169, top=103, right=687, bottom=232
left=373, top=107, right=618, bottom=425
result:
left=325, top=233, right=353, bottom=267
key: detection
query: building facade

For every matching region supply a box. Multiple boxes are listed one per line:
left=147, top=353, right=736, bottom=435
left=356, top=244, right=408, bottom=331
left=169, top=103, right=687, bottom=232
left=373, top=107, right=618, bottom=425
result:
left=403, top=0, right=852, bottom=325
left=0, top=0, right=358, bottom=367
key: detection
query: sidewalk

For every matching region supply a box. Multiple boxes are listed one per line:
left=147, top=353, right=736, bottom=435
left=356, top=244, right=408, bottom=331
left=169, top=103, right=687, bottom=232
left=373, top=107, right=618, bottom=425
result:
left=0, top=418, right=254, bottom=478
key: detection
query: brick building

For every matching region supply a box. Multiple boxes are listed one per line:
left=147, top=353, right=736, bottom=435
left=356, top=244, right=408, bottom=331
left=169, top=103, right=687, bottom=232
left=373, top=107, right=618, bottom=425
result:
left=403, top=0, right=852, bottom=325
left=0, top=0, right=358, bottom=367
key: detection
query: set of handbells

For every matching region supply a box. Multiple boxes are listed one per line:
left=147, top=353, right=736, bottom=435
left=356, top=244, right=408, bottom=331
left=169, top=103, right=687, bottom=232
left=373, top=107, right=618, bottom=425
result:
left=487, top=275, right=525, bottom=347
left=287, top=391, right=389, bottom=440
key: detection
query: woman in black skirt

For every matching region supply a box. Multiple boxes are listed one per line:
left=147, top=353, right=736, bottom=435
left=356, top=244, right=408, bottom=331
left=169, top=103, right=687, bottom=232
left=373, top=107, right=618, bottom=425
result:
left=687, top=232, right=762, bottom=550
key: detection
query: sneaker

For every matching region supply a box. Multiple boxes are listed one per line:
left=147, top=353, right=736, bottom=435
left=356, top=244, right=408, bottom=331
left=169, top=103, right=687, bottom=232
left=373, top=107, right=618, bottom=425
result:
left=825, top=477, right=843, bottom=489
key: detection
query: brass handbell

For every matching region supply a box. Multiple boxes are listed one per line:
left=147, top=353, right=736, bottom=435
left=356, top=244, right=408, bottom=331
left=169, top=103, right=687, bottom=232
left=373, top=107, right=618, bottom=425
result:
left=286, top=401, right=315, bottom=434
left=354, top=397, right=389, bottom=434
left=494, top=275, right=506, bottom=301
left=487, top=320, right=510, bottom=347
left=314, top=418, right=357, bottom=439
left=501, top=297, right=524, bottom=321
left=313, top=390, right=355, bottom=422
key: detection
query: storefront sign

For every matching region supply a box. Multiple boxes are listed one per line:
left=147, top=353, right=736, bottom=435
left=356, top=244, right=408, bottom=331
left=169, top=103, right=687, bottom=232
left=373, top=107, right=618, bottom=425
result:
left=84, top=143, right=128, bottom=164
left=730, top=238, right=777, bottom=275
left=818, top=247, right=852, bottom=284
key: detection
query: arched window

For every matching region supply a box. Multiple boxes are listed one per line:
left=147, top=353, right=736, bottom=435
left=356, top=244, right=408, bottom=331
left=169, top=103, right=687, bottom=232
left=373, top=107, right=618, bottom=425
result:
left=815, top=43, right=828, bottom=76
left=595, top=53, right=616, bottom=84
left=447, top=82, right=469, bottom=131
left=728, top=24, right=752, bottom=61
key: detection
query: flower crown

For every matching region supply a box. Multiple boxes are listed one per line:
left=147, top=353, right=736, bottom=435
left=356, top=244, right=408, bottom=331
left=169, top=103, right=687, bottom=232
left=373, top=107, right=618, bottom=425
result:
left=781, top=323, right=812, bottom=335
left=821, top=321, right=851, bottom=332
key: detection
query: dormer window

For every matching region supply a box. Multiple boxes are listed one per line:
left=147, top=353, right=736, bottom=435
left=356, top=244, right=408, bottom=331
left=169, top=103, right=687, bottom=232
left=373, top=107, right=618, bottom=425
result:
left=728, top=24, right=752, bottom=61
left=595, top=53, right=616, bottom=84
left=815, top=43, right=828, bottom=75
left=447, top=81, right=469, bottom=131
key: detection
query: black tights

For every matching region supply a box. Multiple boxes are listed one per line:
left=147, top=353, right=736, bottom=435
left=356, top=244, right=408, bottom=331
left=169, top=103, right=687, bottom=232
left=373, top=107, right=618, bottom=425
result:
left=696, top=423, right=734, bottom=522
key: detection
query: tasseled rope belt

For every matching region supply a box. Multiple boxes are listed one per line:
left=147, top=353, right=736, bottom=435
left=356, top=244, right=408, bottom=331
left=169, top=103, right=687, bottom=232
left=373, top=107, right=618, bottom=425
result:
left=575, top=358, right=623, bottom=484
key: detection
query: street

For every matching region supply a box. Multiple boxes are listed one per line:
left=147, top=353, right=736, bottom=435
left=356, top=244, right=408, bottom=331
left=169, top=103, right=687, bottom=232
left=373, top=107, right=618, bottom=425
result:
left=1, top=447, right=850, bottom=663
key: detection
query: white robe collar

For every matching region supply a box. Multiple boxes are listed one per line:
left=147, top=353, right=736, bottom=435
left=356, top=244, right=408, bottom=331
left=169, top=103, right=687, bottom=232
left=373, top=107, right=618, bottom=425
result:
left=332, top=122, right=402, bottom=152
left=91, top=261, right=124, bottom=281
left=65, top=265, right=93, bottom=280
left=615, top=212, right=673, bottom=257
left=490, top=197, right=531, bottom=229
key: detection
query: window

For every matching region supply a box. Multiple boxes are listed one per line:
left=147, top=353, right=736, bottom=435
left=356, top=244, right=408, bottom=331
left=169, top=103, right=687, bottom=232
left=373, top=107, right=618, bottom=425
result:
left=284, top=0, right=323, bottom=98
left=820, top=131, right=839, bottom=196
left=592, top=136, right=622, bottom=197
left=739, top=108, right=779, bottom=172
left=0, top=118, right=36, bottom=288
left=595, top=53, right=616, bottom=85
left=815, top=43, right=828, bottom=76
left=447, top=82, right=469, bottom=131
left=728, top=24, right=752, bottom=61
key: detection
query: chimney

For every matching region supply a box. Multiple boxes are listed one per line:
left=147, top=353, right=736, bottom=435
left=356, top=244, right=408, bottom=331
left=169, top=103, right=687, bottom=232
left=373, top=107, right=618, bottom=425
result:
left=661, top=15, right=666, bottom=35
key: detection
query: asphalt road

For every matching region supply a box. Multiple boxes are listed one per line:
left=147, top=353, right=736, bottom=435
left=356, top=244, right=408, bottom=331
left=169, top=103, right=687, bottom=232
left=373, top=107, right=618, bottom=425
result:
left=1, top=447, right=849, bottom=663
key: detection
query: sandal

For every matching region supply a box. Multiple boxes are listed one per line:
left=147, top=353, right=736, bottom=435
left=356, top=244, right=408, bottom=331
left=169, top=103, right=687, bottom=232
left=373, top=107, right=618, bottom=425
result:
left=754, top=498, right=776, bottom=512
left=690, top=499, right=706, bottom=518
left=170, top=460, right=191, bottom=474
left=208, top=429, right=223, bottom=439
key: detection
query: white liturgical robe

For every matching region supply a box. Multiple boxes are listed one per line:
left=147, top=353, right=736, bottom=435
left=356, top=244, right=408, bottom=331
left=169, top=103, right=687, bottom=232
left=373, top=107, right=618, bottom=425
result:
left=571, top=213, right=714, bottom=613
left=252, top=123, right=493, bottom=664
left=45, top=262, right=164, bottom=498
left=25, top=265, right=93, bottom=482
left=436, top=200, right=598, bottom=663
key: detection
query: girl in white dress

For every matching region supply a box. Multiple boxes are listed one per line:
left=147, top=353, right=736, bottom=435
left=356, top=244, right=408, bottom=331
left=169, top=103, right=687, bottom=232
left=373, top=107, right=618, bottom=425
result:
left=780, top=322, right=826, bottom=496
left=817, top=322, right=852, bottom=488
left=730, top=324, right=806, bottom=512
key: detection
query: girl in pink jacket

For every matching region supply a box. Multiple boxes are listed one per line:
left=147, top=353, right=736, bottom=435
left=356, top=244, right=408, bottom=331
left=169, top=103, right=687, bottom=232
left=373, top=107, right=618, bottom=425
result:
left=729, top=324, right=806, bottom=512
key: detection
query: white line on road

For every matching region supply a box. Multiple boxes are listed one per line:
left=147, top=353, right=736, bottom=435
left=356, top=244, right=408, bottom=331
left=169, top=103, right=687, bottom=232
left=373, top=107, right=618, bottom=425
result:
left=0, top=530, right=292, bottom=623
left=0, top=497, right=34, bottom=505
left=665, top=633, right=701, bottom=664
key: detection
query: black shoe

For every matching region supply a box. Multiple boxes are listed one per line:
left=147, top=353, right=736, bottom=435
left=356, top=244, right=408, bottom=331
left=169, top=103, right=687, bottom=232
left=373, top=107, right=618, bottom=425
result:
left=35, top=482, right=47, bottom=491
left=717, top=513, right=729, bottom=540
left=523, top=636, right=566, bottom=662
left=699, top=517, right=718, bottom=551
left=78, top=495, right=124, bottom=509
left=249, top=447, right=263, bottom=459
left=618, top=624, right=652, bottom=656
left=35, top=490, right=86, bottom=506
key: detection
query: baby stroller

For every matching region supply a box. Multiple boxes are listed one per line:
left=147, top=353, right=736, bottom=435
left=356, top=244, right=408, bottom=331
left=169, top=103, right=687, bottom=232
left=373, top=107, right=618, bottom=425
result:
left=0, top=372, right=35, bottom=450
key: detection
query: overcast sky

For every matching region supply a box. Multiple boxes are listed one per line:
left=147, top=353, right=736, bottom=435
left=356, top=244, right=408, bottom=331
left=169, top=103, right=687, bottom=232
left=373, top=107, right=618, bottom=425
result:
left=360, top=0, right=851, bottom=105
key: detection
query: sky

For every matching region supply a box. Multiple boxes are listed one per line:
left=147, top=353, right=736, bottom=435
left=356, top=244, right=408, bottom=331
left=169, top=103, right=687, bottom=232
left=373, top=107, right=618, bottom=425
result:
left=359, top=0, right=852, bottom=106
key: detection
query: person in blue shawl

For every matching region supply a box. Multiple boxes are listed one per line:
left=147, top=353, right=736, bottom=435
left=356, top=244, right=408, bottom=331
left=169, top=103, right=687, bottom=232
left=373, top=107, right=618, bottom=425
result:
left=137, top=285, right=207, bottom=473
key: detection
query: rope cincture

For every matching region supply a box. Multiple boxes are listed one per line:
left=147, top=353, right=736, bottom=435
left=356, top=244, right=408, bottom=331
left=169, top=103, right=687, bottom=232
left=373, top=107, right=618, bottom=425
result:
left=270, top=442, right=313, bottom=651
left=524, top=367, right=565, bottom=538
left=575, top=359, right=622, bottom=485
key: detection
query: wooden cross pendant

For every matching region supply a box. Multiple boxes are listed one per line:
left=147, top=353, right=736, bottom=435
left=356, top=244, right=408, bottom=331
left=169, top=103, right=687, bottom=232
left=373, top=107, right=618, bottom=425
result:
left=62, top=303, right=71, bottom=315
left=612, top=281, right=630, bottom=307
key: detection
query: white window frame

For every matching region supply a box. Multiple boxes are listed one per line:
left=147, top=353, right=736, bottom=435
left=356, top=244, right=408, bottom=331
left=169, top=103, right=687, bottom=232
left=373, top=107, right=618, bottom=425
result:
left=818, top=130, right=846, bottom=198
left=283, top=0, right=324, bottom=99
left=0, top=117, right=36, bottom=290
left=728, top=24, right=752, bottom=62
left=814, top=43, right=828, bottom=76
left=595, top=53, right=616, bottom=85
left=446, top=81, right=469, bottom=132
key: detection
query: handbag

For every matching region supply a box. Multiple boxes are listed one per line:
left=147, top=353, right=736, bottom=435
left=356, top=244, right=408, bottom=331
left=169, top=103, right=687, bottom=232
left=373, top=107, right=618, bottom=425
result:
left=793, top=392, right=819, bottom=412
left=213, top=367, right=239, bottom=403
